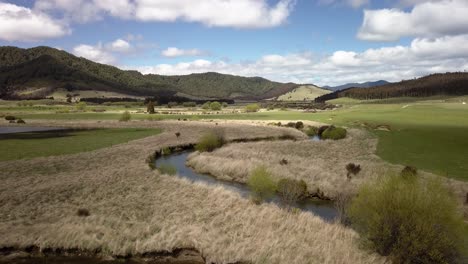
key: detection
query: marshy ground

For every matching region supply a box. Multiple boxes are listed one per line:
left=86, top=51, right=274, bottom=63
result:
left=0, top=120, right=390, bottom=264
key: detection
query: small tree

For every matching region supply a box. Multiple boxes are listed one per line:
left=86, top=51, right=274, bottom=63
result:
left=147, top=101, right=155, bottom=114
left=119, top=111, right=131, bottom=122
left=210, top=101, right=222, bottom=111
left=247, top=166, right=277, bottom=203
left=277, top=178, right=307, bottom=207
left=202, top=101, right=211, bottom=110
left=245, top=103, right=260, bottom=113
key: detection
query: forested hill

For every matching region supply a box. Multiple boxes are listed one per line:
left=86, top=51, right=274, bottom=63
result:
left=0, top=46, right=296, bottom=100
left=315, top=72, right=468, bottom=102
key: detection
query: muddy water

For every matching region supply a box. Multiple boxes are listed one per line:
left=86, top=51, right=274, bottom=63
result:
left=156, top=151, right=338, bottom=222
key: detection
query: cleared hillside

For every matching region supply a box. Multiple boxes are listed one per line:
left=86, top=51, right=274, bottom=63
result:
left=276, top=85, right=330, bottom=101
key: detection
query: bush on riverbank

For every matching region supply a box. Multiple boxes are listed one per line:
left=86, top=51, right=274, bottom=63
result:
left=277, top=178, right=307, bottom=206
left=305, top=126, right=318, bottom=136
left=247, top=166, right=276, bottom=203
left=322, top=126, right=347, bottom=140
left=348, top=174, right=464, bottom=263
left=195, top=131, right=225, bottom=152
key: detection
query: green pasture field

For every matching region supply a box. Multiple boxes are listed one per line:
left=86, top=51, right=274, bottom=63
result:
left=2, top=96, right=468, bottom=180
left=0, top=128, right=161, bottom=161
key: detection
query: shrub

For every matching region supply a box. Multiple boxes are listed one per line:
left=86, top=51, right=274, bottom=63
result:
left=348, top=175, right=464, bottom=263
left=119, top=111, right=131, bottom=122
left=167, top=102, right=178, bottom=108
left=157, top=164, right=177, bottom=175
left=295, top=121, right=304, bottom=130
left=16, top=118, right=26, bottom=124
left=277, top=178, right=307, bottom=206
left=77, top=208, right=90, bottom=217
left=182, top=102, right=196, bottom=107
left=245, top=103, right=260, bottom=113
left=401, top=165, right=417, bottom=179
left=222, top=102, right=228, bottom=108
left=247, top=166, right=277, bottom=203
left=286, top=122, right=296, bottom=128
left=195, top=131, right=225, bottom=152
left=317, top=125, right=330, bottom=136
left=161, top=147, right=172, bottom=155
left=147, top=101, right=155, bottom=114
left=201, top=101, right=211, bottom=110
left=321, top=126, right=347, bottom=140
left=305, top=126, right=318, bottom=136
left=4, top=116, right=16, bottom=121
left=76, top=102, right=87, bottom=111
left=345, top=163, right=361, bottom=179
left=210, top=101, right=222, bottom=111
left=175, top=132, right=181, bottom=138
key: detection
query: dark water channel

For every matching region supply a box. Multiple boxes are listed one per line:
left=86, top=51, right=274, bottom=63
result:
left=156, top=151, right=338, bottom=222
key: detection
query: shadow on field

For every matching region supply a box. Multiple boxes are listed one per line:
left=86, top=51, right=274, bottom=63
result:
left=0, top=129, right=96, bottom=140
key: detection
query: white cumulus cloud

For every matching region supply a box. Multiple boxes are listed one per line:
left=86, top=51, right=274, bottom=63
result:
left=34, top=0, right=294, bottom=28
left=108, top=39, right=132, bottom=53
left=161, top=47, right=206, bottom=57
left=0, top=2, right=69, bottom=42
left=126, top=35, right=468, bottom=86
left=73, top=43, right=116, bottom=64
left=358, top=0, right=468, bottom=41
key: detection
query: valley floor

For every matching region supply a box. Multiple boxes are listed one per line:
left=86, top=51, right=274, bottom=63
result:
left=0, top=121, right=387, bottom=264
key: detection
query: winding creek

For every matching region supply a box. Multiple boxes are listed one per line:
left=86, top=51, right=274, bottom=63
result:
left=1, top=128, right=337, bottom=263
left=155, top=145, right=338, bottom=222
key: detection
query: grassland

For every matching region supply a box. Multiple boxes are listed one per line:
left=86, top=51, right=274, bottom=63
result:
left=0, top=121, right=385, bottom=263
left=0, top=128, right=161, bottom=161
left=3, top=96, right=468, bottom=180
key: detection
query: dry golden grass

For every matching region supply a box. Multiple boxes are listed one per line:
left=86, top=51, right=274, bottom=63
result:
left=187, top=129, right=468, bottom=209
left=0, top=121, right=385, bottom=263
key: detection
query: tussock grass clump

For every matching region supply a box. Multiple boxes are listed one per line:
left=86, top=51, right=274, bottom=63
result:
left=77, top=208, right=90, bottom=217
left=348, top=175, right=465, bottom=264
left=157, top=164, right=177, bottom=175
left=161, top=147, right=172, bottom=156
left=247, top=166, right=276, bottom=203
left=119, top=111, right=131, bottom=122
left=400, top=165, right=417, bottom=179
left=346, top=163, right=361, bottom=179
left=305, top=126, right=318, bottom=136
left=195, top=131, right=225, bottom=152
left=277, top=178, right=307, bottom=206
left=322, top=126, right=347, bottom=140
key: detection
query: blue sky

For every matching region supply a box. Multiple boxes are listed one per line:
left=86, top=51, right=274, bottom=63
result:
left=1, top=0, right=467, bottom=86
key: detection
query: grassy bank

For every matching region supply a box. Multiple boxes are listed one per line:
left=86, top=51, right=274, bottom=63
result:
left=0, top=128, right=161, bottom=161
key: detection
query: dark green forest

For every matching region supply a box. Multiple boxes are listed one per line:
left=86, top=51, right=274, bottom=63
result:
left=0, top=46, right=296, bottom=100
left=315, top=72, right=468, bottom=102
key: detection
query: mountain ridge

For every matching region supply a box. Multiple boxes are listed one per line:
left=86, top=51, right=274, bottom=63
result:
left=0, top=46, right=297, bottom=100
